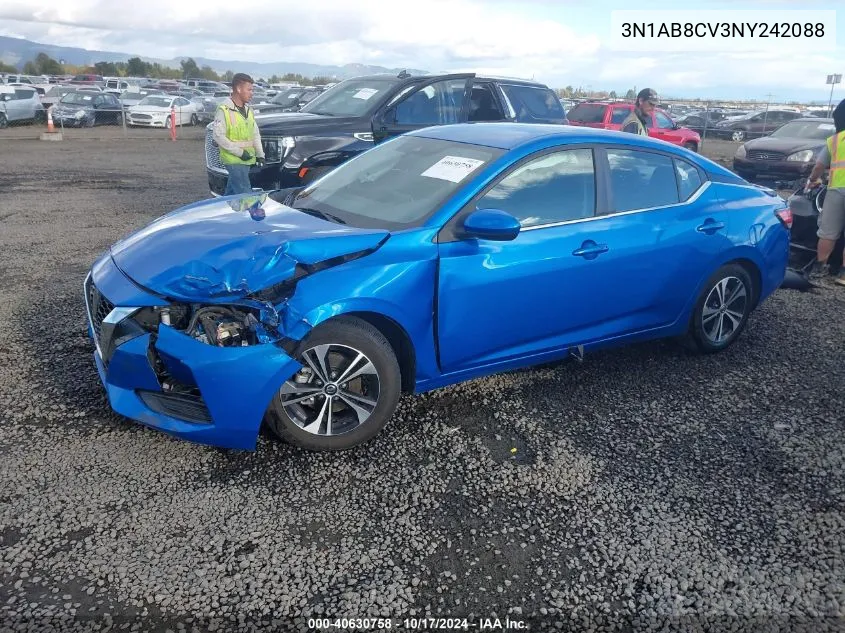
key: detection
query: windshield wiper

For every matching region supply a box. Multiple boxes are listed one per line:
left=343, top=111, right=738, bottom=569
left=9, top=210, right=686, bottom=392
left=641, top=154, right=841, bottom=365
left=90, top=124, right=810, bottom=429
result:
left=293, top=206, right=346, bottom=225
left=307, top=110, right=335, bottom=116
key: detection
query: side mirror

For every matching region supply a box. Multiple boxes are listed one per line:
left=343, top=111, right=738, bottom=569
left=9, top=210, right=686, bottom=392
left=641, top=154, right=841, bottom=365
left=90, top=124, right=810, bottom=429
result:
left=460, top=209, right=521, bottom=242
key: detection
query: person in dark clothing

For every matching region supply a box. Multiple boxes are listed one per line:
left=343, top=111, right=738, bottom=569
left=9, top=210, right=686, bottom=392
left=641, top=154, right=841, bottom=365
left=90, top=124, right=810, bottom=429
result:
left=621, top=88, right=659, bottom=136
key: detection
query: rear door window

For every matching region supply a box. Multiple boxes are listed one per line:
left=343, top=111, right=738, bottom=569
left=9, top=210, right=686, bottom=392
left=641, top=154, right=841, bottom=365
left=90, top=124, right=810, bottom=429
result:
left=606, top=149, right=680, bottom=212
left=500, top=85, right=565, bottom=120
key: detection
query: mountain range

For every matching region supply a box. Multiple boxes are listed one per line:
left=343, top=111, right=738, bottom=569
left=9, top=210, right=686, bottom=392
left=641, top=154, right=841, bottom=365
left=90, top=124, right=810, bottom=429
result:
left=0, top=35, right=428, bottom=80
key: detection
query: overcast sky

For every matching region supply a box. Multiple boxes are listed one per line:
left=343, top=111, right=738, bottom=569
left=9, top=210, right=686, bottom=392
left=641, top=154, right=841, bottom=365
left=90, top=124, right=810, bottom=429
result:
left=1, top=0, right=843, bottom=101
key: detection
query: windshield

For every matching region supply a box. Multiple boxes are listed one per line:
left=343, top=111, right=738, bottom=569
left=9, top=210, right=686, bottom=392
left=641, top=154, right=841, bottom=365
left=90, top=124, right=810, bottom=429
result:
left=769, top=120, right=836, bottom=139
left=290, top=135, right=504, bottom=229
left=138, top=96, right=173, bottom=107
left=272, top=89, right=303, bottom=105
left=60, top=92, right=95, bottom=105
left=300, top=78, right=398, bottom=117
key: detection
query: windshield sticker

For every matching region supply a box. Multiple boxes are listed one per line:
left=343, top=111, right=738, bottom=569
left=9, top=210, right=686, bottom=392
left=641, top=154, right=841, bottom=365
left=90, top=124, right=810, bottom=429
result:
left=421, top=156, right=485, bottom=183
left=353, top=88, right=379, bottom=100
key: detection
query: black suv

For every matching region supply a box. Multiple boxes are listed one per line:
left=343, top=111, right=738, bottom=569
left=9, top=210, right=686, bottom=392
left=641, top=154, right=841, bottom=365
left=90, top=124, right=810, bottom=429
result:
left=205, top=72, right=567, bottom=195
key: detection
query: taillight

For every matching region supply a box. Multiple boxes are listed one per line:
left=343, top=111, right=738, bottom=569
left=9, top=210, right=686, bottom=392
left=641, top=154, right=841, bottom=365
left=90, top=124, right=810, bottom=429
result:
left=775, top=207, right=793, bottom=229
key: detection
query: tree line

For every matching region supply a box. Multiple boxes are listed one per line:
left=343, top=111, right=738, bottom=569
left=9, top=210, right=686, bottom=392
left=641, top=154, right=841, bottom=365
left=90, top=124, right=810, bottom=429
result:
left=2, top=52, right=335, bottom=86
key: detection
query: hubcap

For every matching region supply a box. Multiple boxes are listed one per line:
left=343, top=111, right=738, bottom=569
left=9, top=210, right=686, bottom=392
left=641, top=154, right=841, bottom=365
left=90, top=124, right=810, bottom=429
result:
left=279, top=343, right=380, bottom=437
left=702, top=276, right=748, bottom=345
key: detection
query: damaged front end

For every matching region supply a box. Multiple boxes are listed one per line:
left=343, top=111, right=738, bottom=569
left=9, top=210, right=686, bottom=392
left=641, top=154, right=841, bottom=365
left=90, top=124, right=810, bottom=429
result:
left=84, top=255, right=306, bottom=451
left=84, top=192, right=393, bottom=450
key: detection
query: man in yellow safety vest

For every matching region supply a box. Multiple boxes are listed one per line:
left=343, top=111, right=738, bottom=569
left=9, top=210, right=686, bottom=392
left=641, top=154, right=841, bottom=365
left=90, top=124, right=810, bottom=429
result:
left=806, top=98, right=845, bottom=286
left=212, top=73, right=265, bottom=196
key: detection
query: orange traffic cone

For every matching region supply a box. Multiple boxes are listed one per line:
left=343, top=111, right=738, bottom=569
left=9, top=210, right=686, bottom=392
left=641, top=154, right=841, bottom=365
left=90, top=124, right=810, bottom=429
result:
left=47, top=106, right=55, bottom=133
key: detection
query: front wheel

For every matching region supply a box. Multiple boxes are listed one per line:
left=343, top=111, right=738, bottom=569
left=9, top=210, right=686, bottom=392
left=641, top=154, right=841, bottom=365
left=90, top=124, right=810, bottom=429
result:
left=190, top=113, right=199, bottom=126
left=683, top=141, right=698, bottom=152
left=165, top=116, right=172, bottom=129
left=0, top=113, right=7, bottom=129
left=687, top=264, right=754, bottom=353
left=266, top=317, right=401, bottom=451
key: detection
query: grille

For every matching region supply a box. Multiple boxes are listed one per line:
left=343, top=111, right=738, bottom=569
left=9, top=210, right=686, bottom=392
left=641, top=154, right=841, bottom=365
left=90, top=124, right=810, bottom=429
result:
left=137, top=391, right=213, bottom=424
left=85, top=275, right=115, bottom=350
left=205, top=127, right=225, bottom=171
left=131, top=113, right=152, bottom=120
left=747, top=150, right=785, bottom=161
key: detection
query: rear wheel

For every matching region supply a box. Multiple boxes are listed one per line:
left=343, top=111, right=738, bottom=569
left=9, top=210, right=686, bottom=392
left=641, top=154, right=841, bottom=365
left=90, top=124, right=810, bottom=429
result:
left=0, top=113, right=6, bottom=129
left=731, top=129, right=746, bottom=142
left=683, top=141, right=698, bottom=152
left=190, top=113, right=199, bottom=126
left=687, top=264, right=754, bottom=353
left=266, top=317, right=401, bottom=451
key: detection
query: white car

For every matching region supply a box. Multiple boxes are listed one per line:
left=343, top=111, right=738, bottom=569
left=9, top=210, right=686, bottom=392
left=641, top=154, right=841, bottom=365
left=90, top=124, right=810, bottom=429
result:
left=0, top=86, right=46, bottom=127
left=127, top=95, right=199, bottom=128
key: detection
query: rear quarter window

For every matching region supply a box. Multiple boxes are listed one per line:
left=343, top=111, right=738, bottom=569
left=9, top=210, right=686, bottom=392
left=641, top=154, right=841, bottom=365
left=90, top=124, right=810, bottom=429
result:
left=500, top=85, right=565, bottom=120
left=567, top=103, right=607, bottom=123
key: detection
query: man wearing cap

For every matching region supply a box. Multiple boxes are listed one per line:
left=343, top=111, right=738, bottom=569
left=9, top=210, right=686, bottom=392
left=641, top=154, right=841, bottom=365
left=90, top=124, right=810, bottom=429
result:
left=621, top=88, right=659, bottom=136
left=805, top=98, right=845, bottom=286
left=212, top=72, right=265, bottom=196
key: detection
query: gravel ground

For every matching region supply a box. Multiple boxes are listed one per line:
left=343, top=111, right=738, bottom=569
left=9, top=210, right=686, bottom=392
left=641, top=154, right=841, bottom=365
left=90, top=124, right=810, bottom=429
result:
left=0, top=130, right=843, bottom=632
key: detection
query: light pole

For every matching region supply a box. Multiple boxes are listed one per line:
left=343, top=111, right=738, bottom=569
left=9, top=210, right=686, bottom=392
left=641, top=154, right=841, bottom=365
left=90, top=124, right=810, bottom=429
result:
left=827, top=74, right=842, bottom=115
left=762, top=93, right=774, bottom=134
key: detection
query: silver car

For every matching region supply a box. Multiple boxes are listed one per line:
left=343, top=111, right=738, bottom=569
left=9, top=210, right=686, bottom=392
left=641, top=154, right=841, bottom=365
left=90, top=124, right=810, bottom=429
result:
left=0, top=87, right=45, bottom=127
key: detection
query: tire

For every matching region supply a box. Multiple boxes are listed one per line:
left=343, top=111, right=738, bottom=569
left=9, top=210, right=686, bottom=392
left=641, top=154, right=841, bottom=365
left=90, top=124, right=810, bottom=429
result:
left=683, top=141, right=698, bottom=152
left=736, top=170, right=756, bottom=182
left=266, top=316, right=401, bottom=451
left=731, top=129, right=746, bottom=142
left=0, top=113, right=6, bottom=129
left=687, top=264, right=754, bottom=353
left=165, top=116, right=172, bottom=129
left=190, top=113, right=199, bottom=126
left=85, top=114, right=95, bottom=128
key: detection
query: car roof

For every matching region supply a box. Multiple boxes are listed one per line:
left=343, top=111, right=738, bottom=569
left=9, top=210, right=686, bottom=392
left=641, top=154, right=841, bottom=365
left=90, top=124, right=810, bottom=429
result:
left=410, top=122, right=682, bottom=151
left=337, top=73, right=551, bottom=89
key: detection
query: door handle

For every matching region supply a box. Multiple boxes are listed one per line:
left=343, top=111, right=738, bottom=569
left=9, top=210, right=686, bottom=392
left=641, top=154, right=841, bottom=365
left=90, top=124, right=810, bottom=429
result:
left=696, top=220, right=725, bottom=234
left=572, top=242, right=609, bottom=259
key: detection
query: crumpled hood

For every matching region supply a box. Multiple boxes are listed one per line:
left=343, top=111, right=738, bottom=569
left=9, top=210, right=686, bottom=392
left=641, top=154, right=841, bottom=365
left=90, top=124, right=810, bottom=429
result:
left=110, top=193, right=389, bottom=302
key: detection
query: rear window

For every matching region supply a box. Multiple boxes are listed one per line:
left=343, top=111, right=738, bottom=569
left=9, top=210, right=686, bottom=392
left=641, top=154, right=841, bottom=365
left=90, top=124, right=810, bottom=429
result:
left=14, top=89, right=35, bottom=99
left=567, top=103, right=607, bottom=123
left=500, top=85, right=565, bottom=120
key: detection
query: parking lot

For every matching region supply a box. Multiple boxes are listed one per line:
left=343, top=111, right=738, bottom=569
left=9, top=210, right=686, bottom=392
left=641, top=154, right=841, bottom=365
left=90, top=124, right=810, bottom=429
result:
left=0, top=128, right=843, bottom=632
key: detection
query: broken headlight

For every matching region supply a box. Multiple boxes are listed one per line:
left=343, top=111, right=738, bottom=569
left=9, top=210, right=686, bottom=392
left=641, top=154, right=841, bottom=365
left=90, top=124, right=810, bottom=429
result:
left=262, top=136, right=295, bottom=164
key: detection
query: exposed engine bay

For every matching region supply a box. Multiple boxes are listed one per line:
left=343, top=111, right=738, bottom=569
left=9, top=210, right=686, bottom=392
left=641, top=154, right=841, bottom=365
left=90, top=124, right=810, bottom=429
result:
left=134, top=303, right=280, bottom=348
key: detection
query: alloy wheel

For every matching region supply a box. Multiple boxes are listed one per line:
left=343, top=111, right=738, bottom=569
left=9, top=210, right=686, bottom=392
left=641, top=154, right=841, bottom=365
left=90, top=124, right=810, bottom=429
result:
left=279, top=343, right=381, bottom=437
left=731, top=130, right=745, bottom=142
left=701, top=276, right=748, bottom=345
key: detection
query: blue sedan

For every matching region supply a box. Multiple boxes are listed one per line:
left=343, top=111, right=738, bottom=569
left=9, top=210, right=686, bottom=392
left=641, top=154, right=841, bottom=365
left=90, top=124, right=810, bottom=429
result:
left=84, top=123, right=790, bottom=451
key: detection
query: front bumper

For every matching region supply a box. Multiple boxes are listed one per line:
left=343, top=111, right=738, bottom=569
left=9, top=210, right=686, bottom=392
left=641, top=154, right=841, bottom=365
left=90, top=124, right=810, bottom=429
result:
left=207, top=164, right=300, bottom=196
left=85, top=258, right=302, bottom=450
left=733, top=156, right=813, bottom=179
left=128, top=117, right=167, bottom=127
